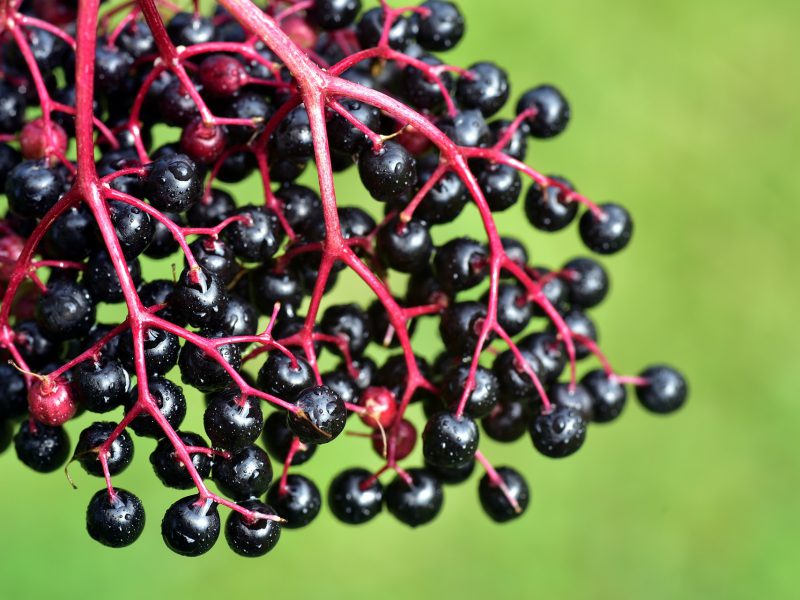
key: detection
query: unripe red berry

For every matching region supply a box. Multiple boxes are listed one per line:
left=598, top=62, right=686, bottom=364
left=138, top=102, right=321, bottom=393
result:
left=198, top=55, right=247, bottom=97
left=180, top=119, right=228, bottom=165
left=372, top=418, right=417, bottom=460
left=358, top=386, right=398, bottom=429
left=28, top=377, right=78, bottom=426
left=20, top=118, right=68, bottom=160
left=282, top=16, right=317, bottom=49
left=0, top=227, right=25, bottom=283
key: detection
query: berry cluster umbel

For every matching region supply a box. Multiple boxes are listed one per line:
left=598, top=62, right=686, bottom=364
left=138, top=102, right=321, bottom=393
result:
left=0, top=0, right=687, bottom=557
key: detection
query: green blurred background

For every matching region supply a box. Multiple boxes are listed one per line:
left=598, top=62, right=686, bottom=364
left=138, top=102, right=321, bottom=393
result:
left=2, top=0, right=799, bottom=597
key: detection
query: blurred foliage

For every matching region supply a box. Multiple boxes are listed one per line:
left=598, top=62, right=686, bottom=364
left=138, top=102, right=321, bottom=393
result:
left=1, top=0, right=799, bottom=598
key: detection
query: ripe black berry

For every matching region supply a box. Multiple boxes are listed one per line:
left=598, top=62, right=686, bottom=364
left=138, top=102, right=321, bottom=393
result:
left=422, top=411, right=479, bottom=468
left=257, top=352, right=314, bottom=400
left=416, top=1, right=464, bottom=51
left=550, top=382, right=593, bottom=421
left=161, top=495, right=220, bottom=557
left=636, top=365, right=688, bottom=414
left=457, top=62, right=509, bottom=117
left=144, top=153, right=203, bottom=212
left=150, top=432, right=212, bottom=489
left=6, top=160, right=66, bottom=219
left=524, top=177, right=578, bottom=231
left=579, top=203, right=633, bottom=255
left=433, top=237, right=488, bottom=294
left=482, top=400, right=532, bottom=443
left=127, top=376, right=187, bottom=437
left=385, top=468, right=444, bottom=527
left=178, top=330, right=241, bottom=393
left=442, top=364, right=499, bottom=419
left=225, top=499, right=281, bottom=557
left=204, top=390, right=264, bottom=451
left=36, top=279, right=96, bottom=341
left=74, top=421, right=134, bottom=476
left=0, top=363, right=27, bottom=420
left=266, top=474, right=322, bottom=529
left=287, top=386, right=346, bottom=445
left=376, top=217, right=433, bottom=274
left=172, top=266, right=229, bottom=328
left=516, top=85, right=571, bottom=139
left=223, top=206, right=284, bottom=262
left=14, top=420, right=70, bottom=473
left=213, top=444, right=273, bottom=500
left=562, top=257, right=609, bottom=308
left=86, top=489, right=145, bottom=548
left=358, top=141, right=417, bottom=202
left=262, top=412, right=317, bottom=466
left=530, top=406, right=587, bottom=458
left=478, top=467, right=529, bottom=523
left=581, top=369, right=627, bottom=423
left=309, top=0, right=361, bottom=30
left=328, top=467, right=383, bottom=524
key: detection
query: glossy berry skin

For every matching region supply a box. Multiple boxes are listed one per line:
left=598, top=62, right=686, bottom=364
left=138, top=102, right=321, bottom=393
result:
left=433, top=237, right=488, bottom=294
left=44, top=206, right=94, bottom=261
left=439, top=301, right=488, bottom=356
left=187, top=188, right=235, bottom=228
left=108, top=200, right=154, bottom=259
left=0, top=82, right=25, bottom=133
left=327, top=98, right=381, bottom=154
left=274, top=184, right=323, bottom=236
left=94, top=45, right=134, bottom=93
left=75, top=421, right=134, bottom=477
left=403, top=55, right=454, bottom=113
left=119, top=327, right=180, bottom=375
left=189, top=238, right=239, bottom=285
left=416, top=1, right=464, bottom=51
left=213, top=445, right=273, bottom=500
left=166, top=12, right=215, bottom=47
left=13, top=321, right=62, bottom=369
left=518, top=332, right=567, bottom=384
left=516, top=85, right=571, bottom=139
left=145, top=211, right=183, bottom=259
left=261, top=412, right=317, bottom=466
left=376, top=217, right=433, bottom=274
left=385, top=468, right=444, bottom=527
left=309, top=0, right=361, bottom=30
left=482, top=400, right=532, bottom=443
left=550, top=382, right=594, bottom=421
left=439, top=110, right=491, bottom=148
left=524, top=177, right=578, bottom=231
left=249, top=265, right=303, bottom=316
left=357, top=386, right=398, bottom=430
left=476, top=162, right=522, bottom=212
left=636, top=365, right=688, bottom=414
left=257, top=353, right=314, bottom=400
left=180, top=119, right=227, bottom=165
left=581, top=369, right=627, bottom=423
left=179, top=331, right=241, bottom=394
left=413, top=167, right=467, bottom=225
left=83, top=251, right=142, bottom=304
left=86, top=489, right=145, bottom=548
left=553, top=308, right=597, bottom=361
left=372, top=418, right=417, bottom=460
left=14, top=420, right=70, bottom=473
left=427, top=458, right=475, bottom=485
left=225, top=499, right=281, bottom=557
left=0, top=363, right=27, bottom=420
left=204, top=391, right=264, bottom=451
left=287, top=386, right=346, bottom=445
left=143, top=154, right=203, bottom=212
left=562, top=257, right=609, bottom=308
left=530, top=406, right=587, bottom=458
left=478, top=467, right=530, bottom=523
left=579, top=203, right=633, bottom=255
left=457, top=62, right=510, bottom=117
left=356, top=8, right=418, bottom=51
left=358, top=141, right=417, bottom=202
left=443, top=365, right=499, bottom=419
left=272, top=106, right=313, bottom=160
left=328, top=467, right=383, bottom=525
left=5, top=160, right=65, bottom=219
left=197, top=54, right=246, bottom=97
left=150, top=432, right=212, bottom=489
left=489, top=119, right=529, bottom=161
left=489, top=282, right=532, bottom=336
left=218, top=295, right=259, bottom=338
left=266, top=475, right=322, bottom=529
left=161, top=495, right=220, bottom=557
left=126, top=376, right=187, bottom=438
left=173, top=267, right=228, bottom=328
left=223, top=206, right=284, bottom=262
left=320, top=303, right=372, bottom=357
left=422, top=411, right=479, bottom=469
left=36, top=280, right=96, bottom=341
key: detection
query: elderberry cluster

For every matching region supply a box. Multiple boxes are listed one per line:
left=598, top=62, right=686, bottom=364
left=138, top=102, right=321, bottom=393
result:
left=0, top=0, right=687, bottom=557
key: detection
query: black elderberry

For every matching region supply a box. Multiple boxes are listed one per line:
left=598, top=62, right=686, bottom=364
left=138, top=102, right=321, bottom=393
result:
left=482, top=400, right=532, bottom=443
left=126, top=376, right=187, bottom=438
left=14, top=420, right=70, bottom=473
left=204, top=390, right=264, bottom=451
left=562, top=257, right=609, bottom=309
left=385, top=468, right=444, bottom=527
left=262, top=412, right=317, bottom=466
left=530, top=406, right=587, bottom=458
left=213, top=444, right=273, bottom=500
left=223, top=206, right=285, bottom=262
left=376, top=217, right=433, bottom=274
left=150, top=432, right=212, bottom=489
left=516, top=85, right=571, bottom=138
left=143, top=153, right=203, bottom=212
left=86, top=489, right=145, bottom=548
left=415, top=1, right=465, bottom=51
left=82, top=250, right=142, bottom=304
left=524, top=176, right=578, bottom=232
left=327, top=98, right=381, bottom=154
left=422, top=411, right=480, bottom=468
left=36, top=279, right=96, bottom=341
left=478, top=467, right=529, bottom=523
left=309, top=0, right=362, bottom=30
left=6, top=160, right=66, bottom=219
left=74, top=421, right=134, bottom=477
left=433, top=237, right=488, bottom=294
left=225, top=499, right=281, bottom=557
left=581, top=369, right=627, bottom=423
left=179, top=330, right=241, bottom=394
left=328, top=467, right=383, bottom=524
left=358, top=141, right=417, bottom=202
left=161, top=495, right=220, bottom=557
left=257, top=352, right=314, bottom=400
left=266, top=474, right=322, bottom=529
left=579, top=203, right=633, bottom=255
left=287, top=386, right=346, bottom=445
left=457, top=62, right=510, bottom=117
left=636, top=365, right=688, bottom=414
left=172, top=266, right=229, bottom=328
